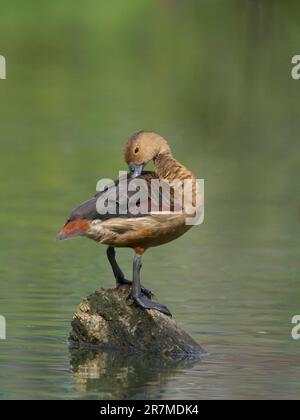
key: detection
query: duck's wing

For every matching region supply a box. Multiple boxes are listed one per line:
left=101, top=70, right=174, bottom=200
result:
left=65, top=171, right=158, bottom=223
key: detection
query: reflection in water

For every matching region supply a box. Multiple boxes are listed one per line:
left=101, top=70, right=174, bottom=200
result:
left=69, top=348, right=202, bottom=400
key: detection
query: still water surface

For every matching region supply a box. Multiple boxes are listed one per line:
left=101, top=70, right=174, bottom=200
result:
left=1, top=199, right=299, bottom=399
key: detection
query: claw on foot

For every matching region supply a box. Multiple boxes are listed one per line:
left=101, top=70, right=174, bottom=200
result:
left=130, top=293, right=172, bottom=317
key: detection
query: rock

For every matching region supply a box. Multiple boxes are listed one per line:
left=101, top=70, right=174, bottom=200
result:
left=69, top=286, right=205, bottom=358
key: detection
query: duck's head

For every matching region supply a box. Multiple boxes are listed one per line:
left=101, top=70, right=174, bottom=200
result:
left=124, top=131, right=171, bottom=178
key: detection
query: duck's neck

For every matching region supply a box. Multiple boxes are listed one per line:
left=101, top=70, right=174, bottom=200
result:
left=154, top=151, right=198, bottom=211
left=154, top=151, right=194, bottom=181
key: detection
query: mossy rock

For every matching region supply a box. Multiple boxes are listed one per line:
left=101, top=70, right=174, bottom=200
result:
left=69, top=286, right=205, bottom=358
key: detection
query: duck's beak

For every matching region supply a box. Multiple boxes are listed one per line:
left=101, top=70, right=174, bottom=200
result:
left=129, top=163, right=144, bottom=178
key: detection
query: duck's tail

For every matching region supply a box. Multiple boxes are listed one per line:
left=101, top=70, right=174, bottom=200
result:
left=56, top=219, right=90, bottom=241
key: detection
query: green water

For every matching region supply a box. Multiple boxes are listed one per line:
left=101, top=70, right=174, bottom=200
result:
left=1, top=0, right=300, bottom=399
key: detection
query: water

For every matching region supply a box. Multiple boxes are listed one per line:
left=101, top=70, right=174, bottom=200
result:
left=0, top=0, right=300, bottom=399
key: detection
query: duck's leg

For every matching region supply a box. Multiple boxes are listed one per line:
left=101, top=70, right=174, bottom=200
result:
left=130, top=253, right=172, bottom=317
left=106, top=247, right=152, bottom=298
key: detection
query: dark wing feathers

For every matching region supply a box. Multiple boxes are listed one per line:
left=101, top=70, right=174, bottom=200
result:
left=67, top=171, right=159, bottom=223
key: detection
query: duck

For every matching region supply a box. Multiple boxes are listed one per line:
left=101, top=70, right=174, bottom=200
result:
left=57, top=131, right=199, bottom=316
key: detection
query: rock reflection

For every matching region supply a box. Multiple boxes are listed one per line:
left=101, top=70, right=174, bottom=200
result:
left=69, top=347, right=203, bottom=399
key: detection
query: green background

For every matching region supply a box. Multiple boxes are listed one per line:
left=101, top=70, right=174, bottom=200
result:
left=0, top=0, right=300, bottom=399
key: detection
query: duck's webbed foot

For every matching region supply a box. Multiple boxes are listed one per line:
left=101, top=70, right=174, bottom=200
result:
left=130, top=293, right=172, bottom=317
left=117, top=277, right=153, bottom=299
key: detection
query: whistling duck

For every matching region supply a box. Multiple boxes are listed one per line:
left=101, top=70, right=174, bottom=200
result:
left=57, top=131, right=198, bottom=316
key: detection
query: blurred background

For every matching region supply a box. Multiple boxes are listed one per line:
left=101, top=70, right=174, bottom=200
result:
left=0, top=0, right=300, bottom=399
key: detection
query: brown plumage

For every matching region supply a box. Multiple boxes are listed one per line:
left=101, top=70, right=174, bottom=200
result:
left=57, top=131, right=198, bottom=316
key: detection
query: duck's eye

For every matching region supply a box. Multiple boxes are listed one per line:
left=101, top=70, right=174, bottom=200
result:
left=134, top=147, right=139, bottom=154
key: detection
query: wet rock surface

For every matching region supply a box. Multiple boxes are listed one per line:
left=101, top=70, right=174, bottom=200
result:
left=69, top=286, right=205, bottom=357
